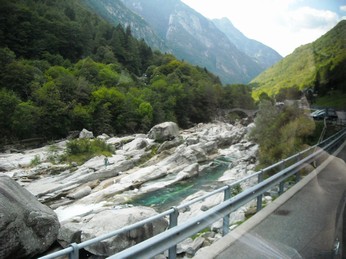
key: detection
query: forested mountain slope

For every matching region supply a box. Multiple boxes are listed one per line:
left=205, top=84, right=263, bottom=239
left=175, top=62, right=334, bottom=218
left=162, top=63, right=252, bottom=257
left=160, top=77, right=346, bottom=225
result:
left=86, top=0, right=273, bottom=84
left=83, top=0, right=170, bottom=53
left=251, top=20, right=346, bottom=100
left=0, top=0, right=255, bottom=144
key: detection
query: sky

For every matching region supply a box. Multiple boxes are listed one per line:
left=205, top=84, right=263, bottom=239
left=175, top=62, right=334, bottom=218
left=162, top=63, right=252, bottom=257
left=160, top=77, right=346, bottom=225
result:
left=180, top=0, right=346, bottom=56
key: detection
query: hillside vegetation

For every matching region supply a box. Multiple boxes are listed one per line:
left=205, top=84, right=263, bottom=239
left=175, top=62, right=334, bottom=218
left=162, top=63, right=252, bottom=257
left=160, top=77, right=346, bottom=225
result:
left=0, top=0, right=255, bottom=144
left=251, top=20, right=346, bottom=105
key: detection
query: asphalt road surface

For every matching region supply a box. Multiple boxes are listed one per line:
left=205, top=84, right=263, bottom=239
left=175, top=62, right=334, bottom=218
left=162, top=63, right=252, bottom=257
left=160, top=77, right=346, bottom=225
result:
left=196, top=141, right=346, bottom=259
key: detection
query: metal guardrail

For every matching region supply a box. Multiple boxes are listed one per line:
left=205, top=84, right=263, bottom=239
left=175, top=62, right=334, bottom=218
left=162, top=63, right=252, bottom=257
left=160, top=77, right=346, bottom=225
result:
left=39, top=129, right=346, bottom=259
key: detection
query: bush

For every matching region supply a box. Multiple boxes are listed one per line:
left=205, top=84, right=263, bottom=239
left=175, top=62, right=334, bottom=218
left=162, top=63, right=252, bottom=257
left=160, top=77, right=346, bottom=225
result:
left=30, top=155, right=41, bottom=167
left=63, top=138, right=113, bottom=164
left=231, top=184, right=243, bottom=196
left=249, top=100, right=315, bottom=171
left=47, top=144, right=62, bottom=164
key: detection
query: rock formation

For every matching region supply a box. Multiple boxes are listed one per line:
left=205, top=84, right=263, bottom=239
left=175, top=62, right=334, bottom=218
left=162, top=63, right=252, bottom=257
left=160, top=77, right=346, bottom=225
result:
left=0, top=175, right=59, bottom=259
left=148, top=121, right=180, bottom=142
left=79, top=207, right=167, bottom=256
left=0, top=121, right=259, bottom=257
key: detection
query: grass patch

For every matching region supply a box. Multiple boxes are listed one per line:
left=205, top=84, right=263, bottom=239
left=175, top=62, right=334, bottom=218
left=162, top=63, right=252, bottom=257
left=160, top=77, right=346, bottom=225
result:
left=30, top=155, right=41, bottom=167
left=62, top=138, right=114, bottom=165
left=314, top=91, right=346, bottom=109
left=232, top=220, right=245, bottom=226
left=191, top=227, right=210, bottom=240
left=46, top=144, right=63, bottom=164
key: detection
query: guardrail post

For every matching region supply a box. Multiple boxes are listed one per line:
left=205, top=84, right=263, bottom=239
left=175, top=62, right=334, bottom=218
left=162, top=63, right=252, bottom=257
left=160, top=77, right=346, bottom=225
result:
left=295, top=152, right=301, bottom=183
left=257, top=171, right=263, bottom=212
left=279, top=161, right=285, bottom=195
left=222, top=186, right=231, bottom=236
left=69, top=243, right=79, bottom=259
left=168, top=207, right=179, bottom=259
left=279, top=181, right=284, bottom=195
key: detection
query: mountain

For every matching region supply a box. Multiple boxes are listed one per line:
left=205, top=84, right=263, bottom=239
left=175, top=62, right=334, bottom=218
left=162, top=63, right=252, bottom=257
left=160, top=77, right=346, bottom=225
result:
left=251, top=20, right=346, bottom=100
left=0, top=0, right=257, bottom=142
left=84, top=0, right=278, bottom=84
left=212, top=17, right=282, bottom=70
left=83, top=0, right=170, bottom=52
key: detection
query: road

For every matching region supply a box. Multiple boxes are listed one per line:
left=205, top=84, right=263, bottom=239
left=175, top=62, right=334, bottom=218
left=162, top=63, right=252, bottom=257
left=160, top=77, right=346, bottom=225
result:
left=195, top=141, right=346, bottom=259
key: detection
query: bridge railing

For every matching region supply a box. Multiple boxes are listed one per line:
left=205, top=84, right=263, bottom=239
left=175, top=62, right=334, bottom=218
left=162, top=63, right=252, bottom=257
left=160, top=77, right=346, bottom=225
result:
left=39, top=128, right=346, bottom=259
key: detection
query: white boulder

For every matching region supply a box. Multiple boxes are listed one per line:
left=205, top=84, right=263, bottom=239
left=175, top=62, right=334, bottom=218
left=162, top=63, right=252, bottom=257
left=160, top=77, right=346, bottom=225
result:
left=80, top=207, right=168, bottom=256
left=79, top=128, right=94, bottom=139
left=148, top=122, right=180, bottom=142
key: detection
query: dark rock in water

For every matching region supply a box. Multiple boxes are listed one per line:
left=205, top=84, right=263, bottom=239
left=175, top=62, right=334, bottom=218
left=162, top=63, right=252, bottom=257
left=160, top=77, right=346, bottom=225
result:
left=0, top=175, right=60, bottom=259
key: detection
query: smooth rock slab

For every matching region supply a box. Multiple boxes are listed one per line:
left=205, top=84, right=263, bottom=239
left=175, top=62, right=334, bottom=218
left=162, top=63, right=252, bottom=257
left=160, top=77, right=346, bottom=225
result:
left=80, top=207, right=168, bottom=256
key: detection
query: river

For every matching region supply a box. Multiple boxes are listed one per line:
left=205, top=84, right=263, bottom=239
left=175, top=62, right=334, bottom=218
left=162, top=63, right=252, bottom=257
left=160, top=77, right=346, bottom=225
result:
left=131, top=157, right=232, bottom=211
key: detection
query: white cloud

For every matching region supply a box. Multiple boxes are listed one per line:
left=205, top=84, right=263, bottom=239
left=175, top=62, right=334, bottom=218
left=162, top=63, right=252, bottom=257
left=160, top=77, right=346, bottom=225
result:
left=181, top=0, right=343, bottom=56
left=287, top=7, right=339, bottom=30
left=340, top=5, right=346, bottom=12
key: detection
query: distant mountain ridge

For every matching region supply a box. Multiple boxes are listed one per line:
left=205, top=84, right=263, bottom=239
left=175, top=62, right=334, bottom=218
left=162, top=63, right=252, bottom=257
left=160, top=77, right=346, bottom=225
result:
left=212, top=17, right=282, bottom=70
left=84, top=0, right=282, bottom=84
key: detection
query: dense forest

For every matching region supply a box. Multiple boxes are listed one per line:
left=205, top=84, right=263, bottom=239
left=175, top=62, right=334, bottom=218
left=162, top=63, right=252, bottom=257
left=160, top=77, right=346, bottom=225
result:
left=0, top=0, right=256, bottom=144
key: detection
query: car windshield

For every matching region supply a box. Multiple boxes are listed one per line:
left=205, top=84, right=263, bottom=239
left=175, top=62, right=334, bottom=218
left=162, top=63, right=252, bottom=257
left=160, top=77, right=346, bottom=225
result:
left=1, top=2, right=345, bottom=259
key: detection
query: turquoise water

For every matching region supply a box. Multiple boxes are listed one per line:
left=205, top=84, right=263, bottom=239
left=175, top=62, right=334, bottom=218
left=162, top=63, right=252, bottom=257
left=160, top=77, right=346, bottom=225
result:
left=131, top=158, right=231, bottom=211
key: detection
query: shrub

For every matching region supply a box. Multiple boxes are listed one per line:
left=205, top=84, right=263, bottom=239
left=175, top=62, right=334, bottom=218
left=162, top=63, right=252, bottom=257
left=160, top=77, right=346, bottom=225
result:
left=30, top=155, right=41, bottom=167
left=249, top=100, right=315, bottom=171
left=231, top=184, right=243, bottom=196
left=63, top=138, right=113, bottom=164
left=47, top=144, right=62, bottom=164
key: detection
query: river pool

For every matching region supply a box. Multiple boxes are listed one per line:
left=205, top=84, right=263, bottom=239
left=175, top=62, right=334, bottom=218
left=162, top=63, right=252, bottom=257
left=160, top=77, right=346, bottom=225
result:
left=131, top=157, right=232, bottom=211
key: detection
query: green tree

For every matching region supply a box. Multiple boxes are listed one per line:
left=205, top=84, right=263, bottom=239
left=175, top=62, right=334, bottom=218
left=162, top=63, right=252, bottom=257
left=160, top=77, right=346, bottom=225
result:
left=1, top=60, right=40, bottom=100
left=0, top=47, right=16, bottom=68
left=221, top=84, right=255, bottom=109
left=74, top=58, right=119, bottom=87
left=90, top=87, right=125, bottom=134
left=110, top=25, right=126, bottom=64
left=124, top=26, right=141, bottom=75
left=74, top=76, right=93, bottom=105
left=138, top=39, right=153, bottom=73
left=249, top=100, right=314, bottom=169
left=0, top=89, right=19, bottom=141
left=275, top=87, right=302, bottom=102
left=11, top=101, right=40, bottom=139
left=74, top=58, right=101, bottom=84
left=138, top=102, right=153, bottom=131
left=34, top=81, right=69, bottom=138
left=148, top=76, right=178, bottom=123
left=94, top=46, right=117, bottom=64
left=70, top=103, right=92, bottom=131
left=45, top=65, right=77, bottom=102
left=258, top=92, right=273, bottom=104
left=98, top=64, right=120, bottom=87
